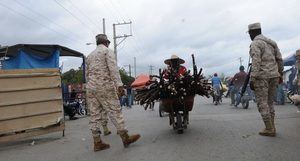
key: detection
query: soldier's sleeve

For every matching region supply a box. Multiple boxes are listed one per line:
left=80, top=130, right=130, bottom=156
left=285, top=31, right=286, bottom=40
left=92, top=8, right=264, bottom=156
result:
left=274, top=43, right=284, bottom=76
left=249, top=41, right=262, bottom=78
left=105, top=49, right=123, bottom=87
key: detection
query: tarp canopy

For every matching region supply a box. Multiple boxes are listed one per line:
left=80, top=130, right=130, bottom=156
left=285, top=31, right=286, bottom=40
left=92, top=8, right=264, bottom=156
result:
left=3, top=49, right=59, bottom=69
left=131, top=74, right=150, bottom=88
left=0, top=44, right=85, bottom=70
left=283, top=53, right=296, bottom=66
left=0, top=44, right=84, bottom=58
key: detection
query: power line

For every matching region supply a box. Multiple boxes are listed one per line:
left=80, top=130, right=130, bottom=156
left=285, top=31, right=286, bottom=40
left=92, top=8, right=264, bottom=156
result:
left=13, top=0, right=84, bottom=40
left=111, top=0, right=131, bottom=22
left=53, top=0, right=96, bottom=34
left=66, top=0, right=100, bottom=31
left=95, top=0, right=120, bottom=23
left=0, top=1, right=80, bottom=43
left=106, top=2, right=147, bottom=56
left=103, top=0, right=123, bottom=22
left=104, top=0, right=127, bottom=22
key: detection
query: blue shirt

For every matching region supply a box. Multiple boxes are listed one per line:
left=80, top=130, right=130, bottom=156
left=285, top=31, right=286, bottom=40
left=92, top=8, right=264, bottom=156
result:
left=212, top=76, right=221, bottom=87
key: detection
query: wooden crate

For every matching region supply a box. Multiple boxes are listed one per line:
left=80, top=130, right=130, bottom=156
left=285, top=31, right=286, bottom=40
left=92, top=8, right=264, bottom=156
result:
left=0, top=68, right=65, bottom=143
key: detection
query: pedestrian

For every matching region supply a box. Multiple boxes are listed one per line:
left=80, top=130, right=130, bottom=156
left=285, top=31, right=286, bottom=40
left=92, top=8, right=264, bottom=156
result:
left=230, top=66, right=247, bottom=106
left=85, top=34, right=140, bottom=151
left=70, top=89, right=77, bottom=102
left=225, top=77, right=233, bottom=98
left=126, top=86, right=132, bottom=108
left=211, top=73, right=223, bottom=103
left=248, top=23, right=283, bottom=137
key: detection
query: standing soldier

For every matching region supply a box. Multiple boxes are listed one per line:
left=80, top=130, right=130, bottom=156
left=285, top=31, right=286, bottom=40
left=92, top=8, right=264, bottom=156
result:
left=248, top=23, right=283, bottom=137
left=86, top=34, right=140, bottom=151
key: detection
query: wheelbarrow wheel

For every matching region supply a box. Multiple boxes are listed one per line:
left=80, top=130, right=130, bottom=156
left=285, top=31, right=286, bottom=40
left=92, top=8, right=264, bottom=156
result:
left=242, top=100, right=249, bottom=109
left=176, top=113, right=184, bottom=134
left=159, top=102, right=164, bottom=117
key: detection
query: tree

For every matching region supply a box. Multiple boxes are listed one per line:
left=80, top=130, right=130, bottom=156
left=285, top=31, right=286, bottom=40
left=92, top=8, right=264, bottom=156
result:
left=62, top=67, right=134, bottom=86
left=119, top=68, right=135, bottom=86
left=62, top=68, right=83, bottom=84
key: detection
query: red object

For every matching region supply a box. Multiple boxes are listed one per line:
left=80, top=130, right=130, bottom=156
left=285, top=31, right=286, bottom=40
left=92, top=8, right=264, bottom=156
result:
left=131, top=74, right=150, bottom=89
left=163, top=66, right=187, bottom=79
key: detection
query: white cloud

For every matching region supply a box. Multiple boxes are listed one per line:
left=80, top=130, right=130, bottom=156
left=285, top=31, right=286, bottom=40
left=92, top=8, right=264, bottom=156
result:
left=0, top=0, right=299, bottom=76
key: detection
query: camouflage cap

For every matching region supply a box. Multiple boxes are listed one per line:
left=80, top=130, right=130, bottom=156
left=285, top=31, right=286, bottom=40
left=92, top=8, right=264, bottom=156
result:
left=95, top=34, right=110, bottom=43
left=248, top=22, right=261, bottom=32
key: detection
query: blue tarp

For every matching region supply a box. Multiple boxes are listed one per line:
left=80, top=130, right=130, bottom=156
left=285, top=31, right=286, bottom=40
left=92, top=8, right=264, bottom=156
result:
left=3, top=49, right=59, bottom=69
left=283, top=53, right=296, bottom=66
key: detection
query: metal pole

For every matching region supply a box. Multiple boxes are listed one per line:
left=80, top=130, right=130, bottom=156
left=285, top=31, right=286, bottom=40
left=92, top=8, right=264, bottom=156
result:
left=113, top=23, right=117, bottom=60
left=102, top=18, right=106, bottom=34
left=134, top=57, right=136, bottom=78
left=129, top=64, right=131, bottom=77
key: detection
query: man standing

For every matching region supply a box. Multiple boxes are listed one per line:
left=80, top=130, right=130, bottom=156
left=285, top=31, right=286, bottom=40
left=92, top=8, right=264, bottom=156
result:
left=248, top=23, right=283, bottom=137
left=230, top=66, right=247, bottom=106
left=211, top=73, right=222, bottom=102
left=86, top=34, right=140, bottom=151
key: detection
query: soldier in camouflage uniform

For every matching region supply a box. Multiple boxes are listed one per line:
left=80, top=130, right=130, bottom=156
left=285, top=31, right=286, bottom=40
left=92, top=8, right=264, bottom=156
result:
left=248, top=23, right=283, bottom=137
left=86, top=34, right=140, bottom=151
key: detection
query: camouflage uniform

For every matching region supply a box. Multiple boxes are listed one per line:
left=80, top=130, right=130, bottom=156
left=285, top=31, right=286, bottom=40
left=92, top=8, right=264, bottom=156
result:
left=250, top=34, right=283, bottom=121
left=86, top=44, right=126, bottom=134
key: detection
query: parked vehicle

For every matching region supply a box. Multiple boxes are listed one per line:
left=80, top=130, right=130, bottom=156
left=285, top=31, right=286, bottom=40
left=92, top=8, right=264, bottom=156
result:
left=63, top=100, right=86, bottom=120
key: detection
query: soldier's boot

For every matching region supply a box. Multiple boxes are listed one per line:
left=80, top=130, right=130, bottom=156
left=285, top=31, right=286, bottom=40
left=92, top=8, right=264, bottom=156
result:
left=271, top=115, right=276, bottom=134
left=102, top=125, right=111, bottom=136
left=119, top=130, right=141, bottom=148
left=259, top=120, right=276, bottom=137
left=271, top=115, right=276, bottom=133
left=92, top=132, right=110, bottom=151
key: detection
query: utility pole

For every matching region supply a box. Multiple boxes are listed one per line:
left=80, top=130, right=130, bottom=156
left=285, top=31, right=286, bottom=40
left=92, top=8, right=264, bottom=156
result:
left=124, top=64, right=132, bottom=77
left=113, top=21, right=133, bottom=61
left=238, top=57, right=243, bottom=66
left=149, top=65, right=154, bottom=75
left=129, top=64, right=131, bottom=77
left=102, top=18, right=106, bottom=34
left=134, top=57, right=136, bottom=78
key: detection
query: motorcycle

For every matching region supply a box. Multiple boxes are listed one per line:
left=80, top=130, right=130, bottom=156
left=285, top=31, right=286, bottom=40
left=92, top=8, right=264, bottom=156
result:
left=63, top=99, right=86, bottom=120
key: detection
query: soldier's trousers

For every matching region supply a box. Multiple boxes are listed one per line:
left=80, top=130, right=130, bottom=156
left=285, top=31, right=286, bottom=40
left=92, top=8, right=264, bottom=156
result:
left=253, top=77, right=279, bottom=121
left=86, top=88, right=127, bottom=134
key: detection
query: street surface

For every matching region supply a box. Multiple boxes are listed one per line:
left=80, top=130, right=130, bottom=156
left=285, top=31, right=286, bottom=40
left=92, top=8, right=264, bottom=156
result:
left=0, top=96, right=299, bottom=161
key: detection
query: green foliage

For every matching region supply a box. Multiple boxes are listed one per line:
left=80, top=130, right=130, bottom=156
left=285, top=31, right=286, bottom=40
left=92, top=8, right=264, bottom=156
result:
left=62, top=68, right=83, bottom=84
left=119, top=68, right=135, bottom=86
left=62, top=67, right=134, bottom=86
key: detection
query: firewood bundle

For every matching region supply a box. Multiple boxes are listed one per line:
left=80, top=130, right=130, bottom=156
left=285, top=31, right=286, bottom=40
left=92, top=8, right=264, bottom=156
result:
left=135, top=55, right=211, bottom=110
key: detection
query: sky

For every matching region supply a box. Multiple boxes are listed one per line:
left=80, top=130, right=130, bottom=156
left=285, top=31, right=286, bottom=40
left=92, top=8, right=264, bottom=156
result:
left=0, top=0, right=300, bottom=77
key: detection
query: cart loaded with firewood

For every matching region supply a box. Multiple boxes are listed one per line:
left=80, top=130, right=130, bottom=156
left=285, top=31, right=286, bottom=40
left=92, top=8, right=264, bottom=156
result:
left=135, top=54, right=211, bottom=134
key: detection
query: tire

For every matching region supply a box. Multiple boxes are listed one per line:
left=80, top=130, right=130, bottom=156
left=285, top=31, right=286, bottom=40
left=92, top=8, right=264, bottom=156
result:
left=78, top=108, right=86, bottom=115
left=159, top=102, right=164, bottom=117
left=159, top=109, right=163, bottom=117
left=176, top=113, right=184, bottom=134
left=242, top=101, right=249, bottom=109
left=69, top=108, right=76, bottom=118
left=177, top=129, right=184, bottom=134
